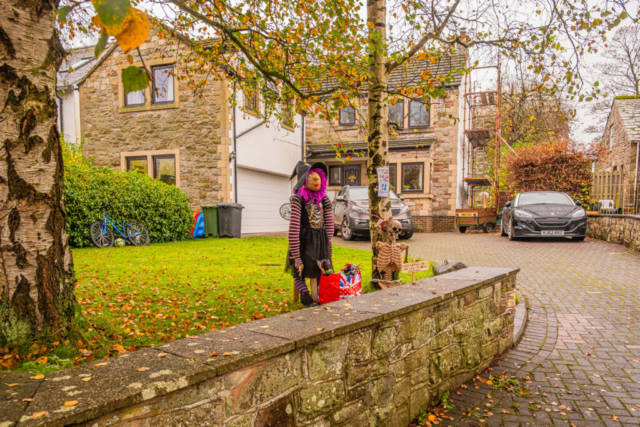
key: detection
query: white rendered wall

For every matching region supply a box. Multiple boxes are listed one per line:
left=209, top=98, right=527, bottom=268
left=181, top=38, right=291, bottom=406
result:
left=57, top=89, right=81, bottom=144
left=234, top=91, right=303, bottom=178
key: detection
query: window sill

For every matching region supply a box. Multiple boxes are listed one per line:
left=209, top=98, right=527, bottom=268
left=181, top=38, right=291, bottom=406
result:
left=119, top=103, right=179, bottom=113
left=242, top=108, right=262, bottom=119
left=336, top=125, right=358, bottom=131
left=398, top=191, right=426, bottom=198
left=281, top=123, right=296, bottom=132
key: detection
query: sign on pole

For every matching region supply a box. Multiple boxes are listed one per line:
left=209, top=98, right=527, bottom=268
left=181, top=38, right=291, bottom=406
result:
left=377, top=167, right=390, bottom=197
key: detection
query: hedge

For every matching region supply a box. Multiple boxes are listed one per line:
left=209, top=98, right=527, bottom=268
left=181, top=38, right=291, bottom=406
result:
left=63, top=143, right=193, bottom=248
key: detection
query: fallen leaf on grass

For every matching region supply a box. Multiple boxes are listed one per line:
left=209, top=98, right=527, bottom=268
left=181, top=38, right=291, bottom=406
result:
left=64, top=401, right=79, bottom=407
left=22, top=398, right=32, bottom=402
left=428, top=414, right=436, bottom=422
left=210, top=352, right=218, bottom=357
left=82, top=377, right=92, bottom=382
left=32, top=411, right=48, bottom=418
left=137, top=367, right=150, bottom=372
left=486, top=380, right=494, bottom=386
left=30, top=374, right=45, bottom=380
left=7, top=383, right=18, bottom=387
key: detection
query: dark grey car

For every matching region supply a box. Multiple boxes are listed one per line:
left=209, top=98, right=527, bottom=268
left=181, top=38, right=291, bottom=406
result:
left=333, top=186, right=414, bottom=241
left=500, top=191, right=587, bottom=241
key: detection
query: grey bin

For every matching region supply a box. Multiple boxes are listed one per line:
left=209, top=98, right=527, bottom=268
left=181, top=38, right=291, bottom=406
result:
left=217, top=203, right=244, bottom=238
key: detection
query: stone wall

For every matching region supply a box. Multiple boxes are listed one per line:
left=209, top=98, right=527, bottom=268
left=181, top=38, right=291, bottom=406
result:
left=413, top=215, right=456, bottom=233
left=587, top=214, right=640, bottom=251
left=2, top=268, right=518, bottom=427
left=79, top=26, right=232, bottom=209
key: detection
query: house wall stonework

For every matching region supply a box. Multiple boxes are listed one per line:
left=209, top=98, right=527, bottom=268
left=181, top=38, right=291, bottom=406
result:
left=305, top=89, right=460, bottom=217
left=80, top=27, right=232, bottom=209
left=597, top=99, right=639, bottom=205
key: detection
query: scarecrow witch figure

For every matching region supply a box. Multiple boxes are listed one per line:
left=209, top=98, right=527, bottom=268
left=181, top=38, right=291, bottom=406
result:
left=286, top=161, right=334, bottom=307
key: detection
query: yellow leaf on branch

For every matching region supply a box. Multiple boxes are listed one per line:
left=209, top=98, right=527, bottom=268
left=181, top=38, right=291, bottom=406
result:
left=92, top=7, right=149, bottom=53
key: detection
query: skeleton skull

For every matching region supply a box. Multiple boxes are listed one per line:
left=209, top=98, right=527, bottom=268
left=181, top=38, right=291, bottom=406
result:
left=387, top=219, right=403, bottom=240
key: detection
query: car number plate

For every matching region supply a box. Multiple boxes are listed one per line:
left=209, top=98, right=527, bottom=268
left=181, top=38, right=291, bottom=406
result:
left=541, top=230, right=564, bottom=236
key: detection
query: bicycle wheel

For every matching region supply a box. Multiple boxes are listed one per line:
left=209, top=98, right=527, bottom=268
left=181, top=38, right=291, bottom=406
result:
left=89, top=221, right=114, bottom=248
left=280, top=203, right=291, bottom=221
left=125, top=222, right=150, bottom=246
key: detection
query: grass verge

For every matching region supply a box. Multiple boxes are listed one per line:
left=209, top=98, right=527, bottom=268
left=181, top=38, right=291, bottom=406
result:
left=2, top=237, right=431, bottom=374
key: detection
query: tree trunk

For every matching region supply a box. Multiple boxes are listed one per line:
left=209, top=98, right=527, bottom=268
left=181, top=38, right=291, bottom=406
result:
left=0, top=0, right=76, bottom=345
left=367, top=0, right=391, bottom=282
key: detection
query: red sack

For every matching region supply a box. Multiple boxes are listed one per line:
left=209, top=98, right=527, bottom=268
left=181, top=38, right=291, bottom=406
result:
left=318, top=267, right=362, bottom=305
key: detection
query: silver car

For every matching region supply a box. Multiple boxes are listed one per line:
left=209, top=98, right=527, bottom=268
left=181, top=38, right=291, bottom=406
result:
left=333, top=186, right=414, bottom=241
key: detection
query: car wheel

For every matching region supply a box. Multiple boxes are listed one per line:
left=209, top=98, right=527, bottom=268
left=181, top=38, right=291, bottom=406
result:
left=500, top=220, right=507, bottom=237
left=400, top=223, right=414, bottom=240
left=341, top=218, right=355, bottom=241
left=483, top=223, right=495, bottom=233
left=507, top=220, right=517, bottom=241
left=458, top=226, right=467, bottom=233
left=572, top=236, right=586, bottom=241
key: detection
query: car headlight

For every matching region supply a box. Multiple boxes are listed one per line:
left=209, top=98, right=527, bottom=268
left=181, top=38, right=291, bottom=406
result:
left=572, top=209, right=586, bottom=218
left=513, top=209, right=533, bottom=219
left=353, top=206, right=369, bottom=214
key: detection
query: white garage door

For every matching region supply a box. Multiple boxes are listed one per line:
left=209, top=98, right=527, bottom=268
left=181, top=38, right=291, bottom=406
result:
left=237, top=167, right=292, bottom=234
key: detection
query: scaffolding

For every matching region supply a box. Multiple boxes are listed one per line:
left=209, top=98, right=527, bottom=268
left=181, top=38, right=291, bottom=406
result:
left=456, top=61, right=501, bottom=233
left=462, top=61, right=502, bottom=211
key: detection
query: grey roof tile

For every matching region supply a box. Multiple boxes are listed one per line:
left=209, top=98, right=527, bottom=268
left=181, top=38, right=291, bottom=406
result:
left=615, top=96, right=640, bottom=142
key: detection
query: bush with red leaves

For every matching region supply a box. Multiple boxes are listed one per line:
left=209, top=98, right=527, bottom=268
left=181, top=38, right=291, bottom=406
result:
left=503, top=140, right=593, bottom=203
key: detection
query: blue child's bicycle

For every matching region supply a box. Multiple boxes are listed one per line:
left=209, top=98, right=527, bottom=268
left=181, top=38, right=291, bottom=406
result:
left=89, top=204, right=150, bottom=248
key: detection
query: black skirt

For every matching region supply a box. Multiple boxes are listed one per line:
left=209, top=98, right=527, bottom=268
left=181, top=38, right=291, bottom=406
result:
left=286, top=228, right=331, bottom=279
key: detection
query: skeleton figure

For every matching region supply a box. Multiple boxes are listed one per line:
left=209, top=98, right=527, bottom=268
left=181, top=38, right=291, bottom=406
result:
left=374, top=217, right=409, bottom=280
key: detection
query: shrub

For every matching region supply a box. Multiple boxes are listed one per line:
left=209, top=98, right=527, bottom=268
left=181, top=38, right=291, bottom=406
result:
left=63, top=142, right=193, bottom=247
left=503, top=139, right=593, bottom=203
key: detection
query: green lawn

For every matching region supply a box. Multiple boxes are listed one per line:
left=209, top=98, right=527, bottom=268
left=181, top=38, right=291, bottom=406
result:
left=4, top=237, right=432, bottom=374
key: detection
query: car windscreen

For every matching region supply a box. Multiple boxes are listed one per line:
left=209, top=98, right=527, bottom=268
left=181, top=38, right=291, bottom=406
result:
left=517, top=192, right=574, bottom=206
left=348, top=187, right=399, bottom=201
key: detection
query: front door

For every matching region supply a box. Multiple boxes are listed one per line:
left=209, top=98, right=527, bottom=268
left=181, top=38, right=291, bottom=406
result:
left=344, top=165, right=361, bottom=186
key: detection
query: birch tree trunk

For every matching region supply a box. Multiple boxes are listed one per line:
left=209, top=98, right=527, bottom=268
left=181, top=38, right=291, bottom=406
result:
left=367, top=0, right=391, bottom=283
left=0, top=0, right=76, bottom=344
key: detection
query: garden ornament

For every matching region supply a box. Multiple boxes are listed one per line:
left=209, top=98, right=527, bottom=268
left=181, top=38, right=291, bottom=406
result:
left=286, top=162, right=333, bottom=307
left=373, top=216, right=409, bottom=287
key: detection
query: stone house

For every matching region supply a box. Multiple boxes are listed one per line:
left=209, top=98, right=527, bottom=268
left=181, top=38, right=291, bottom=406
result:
left=305, top=51, right=467, bottom=231
left=597, top=96, right=640, bottom=210
left=73, top=25, right=304, bottom=234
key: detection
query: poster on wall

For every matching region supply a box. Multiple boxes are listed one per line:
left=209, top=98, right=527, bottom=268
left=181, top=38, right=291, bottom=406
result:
left=377, top=167, right=390, bottom=197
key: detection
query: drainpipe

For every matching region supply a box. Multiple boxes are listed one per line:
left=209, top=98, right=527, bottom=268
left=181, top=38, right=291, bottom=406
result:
left=56, top=90, right=64, bottom=136
left=232, top=97, right=238, bottom=204
left=634, top=142, right=639, bottom=212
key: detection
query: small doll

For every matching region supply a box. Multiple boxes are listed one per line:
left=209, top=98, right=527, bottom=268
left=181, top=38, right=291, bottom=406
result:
left=286, top=161, right=334, bottom=307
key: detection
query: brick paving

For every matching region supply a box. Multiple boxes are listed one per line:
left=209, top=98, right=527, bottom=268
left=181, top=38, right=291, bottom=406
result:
left=335, top=233, right=640, bottom=426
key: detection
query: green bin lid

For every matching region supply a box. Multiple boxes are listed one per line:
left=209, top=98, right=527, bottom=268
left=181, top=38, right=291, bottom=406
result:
left=202, top=204, right=218, bottom=208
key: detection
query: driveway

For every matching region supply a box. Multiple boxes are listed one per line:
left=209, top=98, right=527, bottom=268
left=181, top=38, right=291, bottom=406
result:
left=335, top=233, right=640, bottom=426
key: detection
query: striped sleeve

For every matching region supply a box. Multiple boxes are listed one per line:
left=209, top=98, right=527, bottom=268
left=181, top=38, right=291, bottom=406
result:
left=322, top=196, right=334, bottom=254
left=288, top=196, right=302, bottom=261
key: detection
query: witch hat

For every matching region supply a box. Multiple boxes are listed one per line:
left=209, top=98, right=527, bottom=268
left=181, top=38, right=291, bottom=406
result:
left=290, top=161, right=328, bottom=190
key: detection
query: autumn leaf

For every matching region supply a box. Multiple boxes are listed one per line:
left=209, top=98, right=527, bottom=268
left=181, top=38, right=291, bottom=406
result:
left=113, top=8, right=150, bottom=53
left=7, top=383, right=18, bottom=387
left=210, top=352, right=218, bottom=357
left=94, top=32, right=109, bottom=58
left=64, top=401, right=79, bottom=407
left=82, top=377, right=92, bottom=382
left=137, top=367, right=150, bottom=371
left=36, top=356, right=48, bottom=364
left=91, top=0, right=131, bottom=29
left=486, top=380, right=494, bottom=385
left=22, top=398, right=32, bottom=402
left=121, top=65, right=149, bottom=95
left=157, top=352, right=167, bottom=358
left=32, top=411, right=48, bottom=419
left=30, top=374, right=45, bottom=380
left=57, top=6, right=74, bottom=23
left=95, top=362, right=108, bottom=367
left=428, top=414, right=437, bottom=422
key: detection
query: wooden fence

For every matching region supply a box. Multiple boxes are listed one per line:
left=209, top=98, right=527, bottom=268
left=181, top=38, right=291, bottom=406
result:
left=591, top=170, right=639, bottom=214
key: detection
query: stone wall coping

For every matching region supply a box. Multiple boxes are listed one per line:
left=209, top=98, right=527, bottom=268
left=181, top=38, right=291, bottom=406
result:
left=587, top=214, right=640, bottom=220
left=0, top=267, right=518, bottom=427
